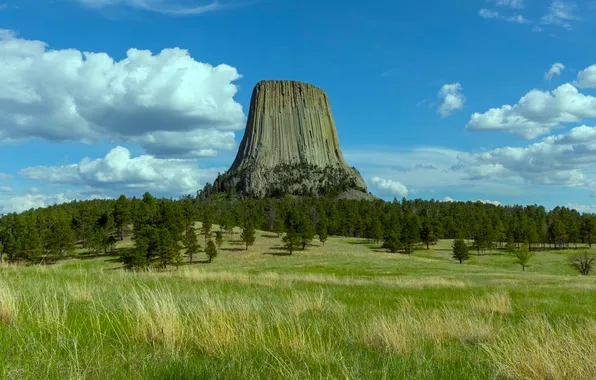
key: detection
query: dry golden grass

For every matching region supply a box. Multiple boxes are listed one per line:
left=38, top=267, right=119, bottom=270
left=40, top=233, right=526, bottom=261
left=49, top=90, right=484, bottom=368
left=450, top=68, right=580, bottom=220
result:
left=361, top=306, right=498, bottom=354
left=65, top=281, right=93, bottom=303
left=483, top=316, right=596, bottom=380
left=471, top=292, right=512, bottom=315
left=125, top=286, right=186, bottom=351
left=178, top=267, right=467, bottom=289
left=0, top=284, right=18, bottom=324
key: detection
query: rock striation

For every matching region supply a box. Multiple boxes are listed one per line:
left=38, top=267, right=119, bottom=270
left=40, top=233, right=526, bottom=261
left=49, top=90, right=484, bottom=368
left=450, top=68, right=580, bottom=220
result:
left=205, top=80, right=372, bottom=199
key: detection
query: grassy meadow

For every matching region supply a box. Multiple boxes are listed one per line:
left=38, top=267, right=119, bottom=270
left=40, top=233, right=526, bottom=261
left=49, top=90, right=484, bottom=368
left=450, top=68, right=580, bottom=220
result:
left=1, top=226, right=595, bottom=379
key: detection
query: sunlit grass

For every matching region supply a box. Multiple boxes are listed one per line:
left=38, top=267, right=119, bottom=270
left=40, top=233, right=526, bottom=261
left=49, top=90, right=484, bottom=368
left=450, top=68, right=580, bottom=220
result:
left=0, top=232, right=595, bottom=379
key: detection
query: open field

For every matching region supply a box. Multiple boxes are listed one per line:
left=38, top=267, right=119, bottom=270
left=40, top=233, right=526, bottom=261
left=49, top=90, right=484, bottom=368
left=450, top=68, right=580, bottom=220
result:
left=1, top=227, right=595, bottom=379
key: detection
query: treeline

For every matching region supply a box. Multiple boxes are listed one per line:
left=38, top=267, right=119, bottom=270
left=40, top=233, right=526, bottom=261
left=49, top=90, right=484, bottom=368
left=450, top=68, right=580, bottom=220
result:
left=197, top=195, right=596, bottom=254
left=1, top=193, right=596, bottom=268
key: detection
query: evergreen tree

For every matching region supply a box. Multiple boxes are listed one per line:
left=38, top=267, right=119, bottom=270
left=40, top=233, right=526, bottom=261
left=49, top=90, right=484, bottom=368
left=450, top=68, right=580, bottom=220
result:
left=183, top=226, right=200, bottom=264
left=205, top=240, right=218, bottom=263
left=383, top=231, right=401, bottom=253
left=299, top=215, right=316, bottom=250
left=452, top=239, right=469, bottom=264
left=283, top=209, right=302, bottom=255
left=240, top=223, right=256, bottom=250
left=274, top=217, right=285, bottom=238
left=202, top=209, right=213, bottom=244
left=215, top=230, right=224, bottom=249
left=316, top=216, right=328, bottom=245
left=401, top=214, right=420, bottom=255
left=368, top=217, right=383, bottom=244
left=420, top=218, right=437, bottom=250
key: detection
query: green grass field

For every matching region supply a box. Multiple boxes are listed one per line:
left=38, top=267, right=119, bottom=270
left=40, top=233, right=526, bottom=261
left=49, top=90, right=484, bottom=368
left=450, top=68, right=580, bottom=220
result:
left=1, top=227, right=595, bottom=379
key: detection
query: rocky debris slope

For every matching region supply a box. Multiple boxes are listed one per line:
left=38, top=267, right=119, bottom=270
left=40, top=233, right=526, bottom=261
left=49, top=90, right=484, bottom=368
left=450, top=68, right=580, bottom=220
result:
left=205, top=80, right=373, bottom=199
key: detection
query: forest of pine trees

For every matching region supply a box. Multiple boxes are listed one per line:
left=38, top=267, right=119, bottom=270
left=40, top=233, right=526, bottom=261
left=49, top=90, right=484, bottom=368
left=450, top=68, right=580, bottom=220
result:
left=2, top=191, right=596, bottom=269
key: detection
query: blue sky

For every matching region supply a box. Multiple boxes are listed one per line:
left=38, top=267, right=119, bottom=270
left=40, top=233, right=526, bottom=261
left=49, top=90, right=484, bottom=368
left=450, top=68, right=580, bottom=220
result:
left=2, top=0, right=596, bottom=213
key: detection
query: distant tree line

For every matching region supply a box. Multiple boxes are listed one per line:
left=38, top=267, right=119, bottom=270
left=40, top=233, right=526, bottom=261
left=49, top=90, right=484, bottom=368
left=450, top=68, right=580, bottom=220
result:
left=196, top=195, right=596, bottom=254
left=2, top=192, right=596, bottom=270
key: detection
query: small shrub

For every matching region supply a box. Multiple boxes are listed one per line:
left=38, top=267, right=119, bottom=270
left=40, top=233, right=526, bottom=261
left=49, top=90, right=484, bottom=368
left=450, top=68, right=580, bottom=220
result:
left=570, top=253, right=594, bottom=276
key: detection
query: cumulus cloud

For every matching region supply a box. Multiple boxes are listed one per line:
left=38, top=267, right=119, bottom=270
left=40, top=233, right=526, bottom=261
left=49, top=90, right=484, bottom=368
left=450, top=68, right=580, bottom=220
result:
left=442, top=196, right=501, bottom=206
left=455, top=124, right=596, bottom=189
left=494, top=0, right=524, bottom=9
left=0, top=30, right=245, bottom=157
left=19, top=146, right=210, bottom=194
left=466, top=83, right=596, bottom=139
left=541, top=1, right=579, bottom=29
left=437, top=83, right=465, bottom=117
left=0, top=190, right=109, bottom=214
left=575, top=64, right=596, bottom=89
left=567, top=203, right=596, bottom=214
left=369, top=177, right=409, bottom=198
left=77, top=0, right=233, bottom=15
left=544, top=62, right=565, bottom=80
left=478, top=9, right=528, bottom=24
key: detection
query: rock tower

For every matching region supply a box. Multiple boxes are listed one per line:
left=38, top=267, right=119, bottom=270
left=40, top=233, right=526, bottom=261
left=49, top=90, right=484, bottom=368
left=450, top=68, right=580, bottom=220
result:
left=206, top=80, right=371, bottom=199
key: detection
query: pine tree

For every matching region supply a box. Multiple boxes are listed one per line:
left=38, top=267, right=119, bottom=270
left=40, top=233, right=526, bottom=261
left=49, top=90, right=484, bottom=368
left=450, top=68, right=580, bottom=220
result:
left=383, top=231, right=401, bottom=253
left=215, top=230, right=224, bottom=249
left=240, top=223, right=256, bottom=250
left=283, top=231, right=301, bottom=255
left=183, top=226, right=200, bottom=264
left=317, top=216, right=328, bottom=245
left=206, top=240, right=218, bottom=263
left=452, top=239, right=469, bottom=264
left=420, top=218, right=437, bottom=250
left=283, top=209, right=302, bottom=255
left=202, top=209, right=213, bottom=245
left=299, top=215, right=315, bottom=250
left=401, top=214, right=420, bottom=255
left=274, top=217, right=285, bottom=238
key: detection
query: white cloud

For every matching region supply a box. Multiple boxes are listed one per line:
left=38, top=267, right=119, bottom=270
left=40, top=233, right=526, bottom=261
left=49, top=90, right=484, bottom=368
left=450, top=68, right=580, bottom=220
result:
left=369, top=177, right=409, bottom=198
left=19, top=146, right=209, bottom=194
left=478, top=199, right=502, bottom=206
left=478, top=9, right=529, bottom=24
left=0, top=30, right=245, bottom=157
left=0, top=186, right=11, bottom=193
left=544, top=62, right=565, bottom=80
left=0, top=173, right=11, bottom=180
left=541, top=1, right=579, bottom=29
left=77, top=0, right=233, bottom=15
left=567, top=203, right=596, bottom=214
left=437, top=83, right=465, bottom=117
left=455, top=124, right=596, bottom=189
left=494, top=0, right=524, bottom=9
left=466, top=83, right=596, bottom=139
left=575, top=64, right=596, bottom=88
left=441, top=196, right=501, bottom=206
left=0, top=190, right=110, bottom=214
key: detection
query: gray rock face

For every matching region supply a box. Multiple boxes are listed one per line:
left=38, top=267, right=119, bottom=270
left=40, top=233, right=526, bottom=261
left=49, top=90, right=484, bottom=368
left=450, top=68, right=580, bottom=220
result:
left=210, top=80, right=370, bottom=198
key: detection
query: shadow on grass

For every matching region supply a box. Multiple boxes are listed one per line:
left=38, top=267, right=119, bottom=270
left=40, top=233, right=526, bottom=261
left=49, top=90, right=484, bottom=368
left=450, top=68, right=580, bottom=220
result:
left=263, top=251, right=292, bottom=256
left=346, top=240, right=374, bottom=245
left=261, top=234, right=279, bottom=239
left=221, top=247, right=245, bottom=252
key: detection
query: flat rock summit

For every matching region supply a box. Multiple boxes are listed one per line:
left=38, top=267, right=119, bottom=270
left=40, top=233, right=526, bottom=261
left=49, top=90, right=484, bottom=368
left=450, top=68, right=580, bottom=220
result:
left=205, top=80, right=372, bottom=199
